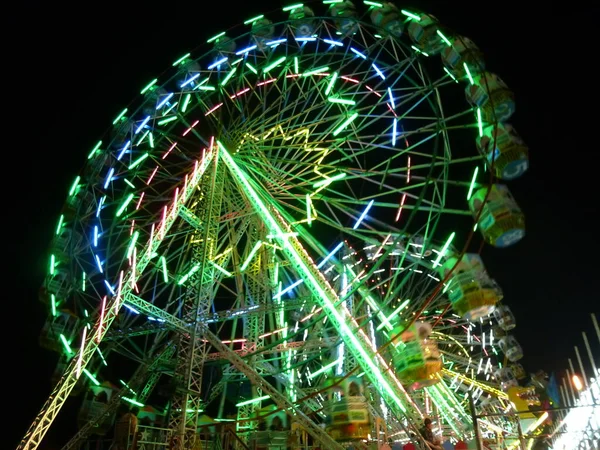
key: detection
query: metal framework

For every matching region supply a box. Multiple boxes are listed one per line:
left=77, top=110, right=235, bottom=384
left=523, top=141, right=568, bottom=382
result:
left=24, top=3, right=534, bottom=449
left=19, top=151, right=214, bottom=449
left=168, top=151, right=224, bottom=448
left=61, top=344, right=175, bottom=450
left=218, top=141, right=423, bottom=427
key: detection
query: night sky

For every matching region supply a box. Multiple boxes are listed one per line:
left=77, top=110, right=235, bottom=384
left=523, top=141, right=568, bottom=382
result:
left=9, top=1, right=599, bottom=448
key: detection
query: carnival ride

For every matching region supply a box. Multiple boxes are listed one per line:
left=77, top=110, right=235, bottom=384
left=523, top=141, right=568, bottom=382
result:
left=21, top=1, right=542, bottom=449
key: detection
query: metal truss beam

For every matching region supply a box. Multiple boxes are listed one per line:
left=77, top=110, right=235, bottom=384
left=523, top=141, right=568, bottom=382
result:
left=124, top=292, right=189, bottom=331
left=199, top=324, right=344, bottom=450
left=218, top=142, right=424, bottom=429
left=104, top=323, right=169, bottom=340
left=17, top=152, right=214, bottom=450
left=257, top=360, right=322, bottom=413
left=441, top=368, right=507, bottom=399
left=203, top=336, right=339, bottom=361
left=109, top=295, right=311, bottom=340
left=60, top=344, right=175, bottom=450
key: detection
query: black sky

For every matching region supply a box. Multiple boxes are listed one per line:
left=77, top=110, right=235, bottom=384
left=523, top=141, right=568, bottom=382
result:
left=8, top=1, right=599, bottom=448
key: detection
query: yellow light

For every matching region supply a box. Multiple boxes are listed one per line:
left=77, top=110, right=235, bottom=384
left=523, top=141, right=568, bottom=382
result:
left=525, top=411, right=548, bottom=434
left=572, top=374, right=583, bottom=391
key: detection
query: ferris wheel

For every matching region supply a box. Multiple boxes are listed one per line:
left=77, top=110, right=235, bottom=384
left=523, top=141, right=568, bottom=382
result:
left=22, top=1, right=535, bottom=449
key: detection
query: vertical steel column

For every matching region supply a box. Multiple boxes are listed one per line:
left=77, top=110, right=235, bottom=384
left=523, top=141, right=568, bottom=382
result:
left=237, top=222, right=268, bottom=431
left=468, top=391, right=482, bottom=450
left=169, top=150, right=224, bottom=449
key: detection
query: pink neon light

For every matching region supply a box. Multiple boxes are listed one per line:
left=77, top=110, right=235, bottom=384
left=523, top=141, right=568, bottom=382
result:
left=97, top=295, right=106, bottom=343
left=135, top=191, right=145, bottom=210
left=147, top=224, right=155, bottom=259
left=373, top=233, right=391, bottom=260
left=162, top=142, right=178, bottom=160
left=406, top=156, right=411, bottom=183
left=146, top=166, right=159, bottom=184
left=340, top=76, right=359, bottom=83
left=230, top=87, right=250, bottom=99
left=193, top=160, right=199, bottom=180
left=205, top=103, right=223, bottom=116
left=114, top=270, right=124, bottom=313
left=160, top=206, right=167, bottom=239
left=76, top=326, right=87, bottom=378
left=387, top=104, right=398, bottom=116
left=394, top=193, right=407, bottom=222
left=183, top=120, right=199, bottom=136
left=172, top=188, right=179, bottom=219
left=257, top=78, right=276, bottom=86
left=129, top=220, right=135, bottom=236
left=365, top=85, right=382, bottom=97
